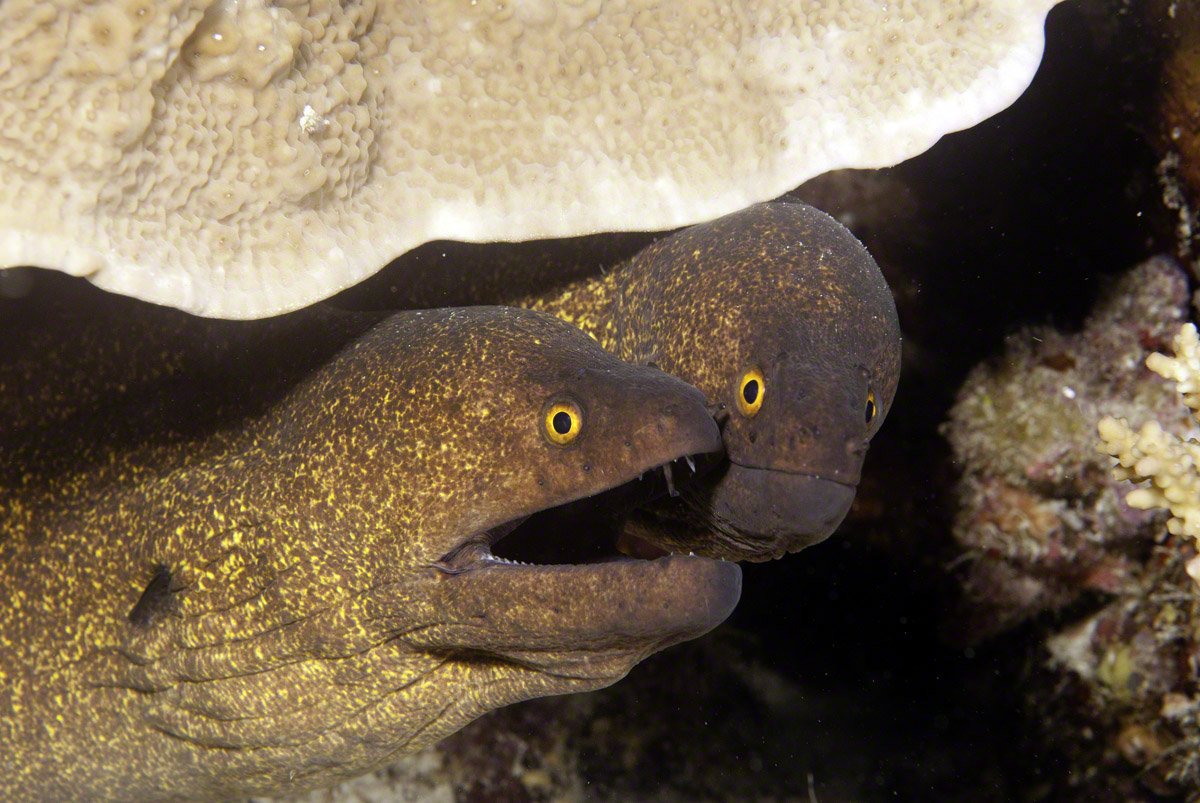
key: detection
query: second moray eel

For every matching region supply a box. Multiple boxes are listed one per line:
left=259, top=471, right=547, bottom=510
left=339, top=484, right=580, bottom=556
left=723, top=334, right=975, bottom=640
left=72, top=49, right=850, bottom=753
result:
left=0, top=296, right=739, bottom=800
left=353, top=203, right=902, bottom=560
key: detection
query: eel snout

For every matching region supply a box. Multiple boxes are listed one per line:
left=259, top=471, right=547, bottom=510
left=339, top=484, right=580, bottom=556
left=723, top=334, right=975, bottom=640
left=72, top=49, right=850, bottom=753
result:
left=706, top=463, right=858, bottom=561
left=423, top=435, right=741, bottom=664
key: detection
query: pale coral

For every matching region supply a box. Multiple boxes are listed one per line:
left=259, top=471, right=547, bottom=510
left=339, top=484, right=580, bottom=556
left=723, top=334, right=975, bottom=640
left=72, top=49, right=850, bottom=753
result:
left=0, top=0, right=1063, bottom=317
left=1099, top=323, right=1200, bottom=583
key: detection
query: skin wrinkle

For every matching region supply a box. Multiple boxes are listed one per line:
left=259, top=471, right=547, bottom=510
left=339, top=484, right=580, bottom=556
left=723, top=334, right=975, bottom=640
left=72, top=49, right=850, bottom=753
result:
left=159, top=601, right=431, bottom=680
left=184, top=517, right=277, bottom=575
left=0, top=290, right=738, bottom=800
left=174, top=585, right=353, bottom=652
left=394, top=701, right=457, bottom=755
left=191, top=559, right=303, bottom=618
left=158, top=656, right=453, bottom=749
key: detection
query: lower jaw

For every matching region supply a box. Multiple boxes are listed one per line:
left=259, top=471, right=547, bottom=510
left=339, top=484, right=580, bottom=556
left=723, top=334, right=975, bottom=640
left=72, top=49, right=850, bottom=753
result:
left=622, top=464, right=859, bottom=562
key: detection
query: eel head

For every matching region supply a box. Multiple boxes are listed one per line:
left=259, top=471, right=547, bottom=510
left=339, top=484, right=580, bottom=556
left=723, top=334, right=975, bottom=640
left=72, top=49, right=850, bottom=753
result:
left=618, top=203, right=902, bottom=561
left=88, top=307, right=738, bottom=800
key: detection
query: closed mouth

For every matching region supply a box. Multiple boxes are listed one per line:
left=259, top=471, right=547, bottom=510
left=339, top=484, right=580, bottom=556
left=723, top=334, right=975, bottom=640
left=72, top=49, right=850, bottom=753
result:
left=726, top=459, right=859, bottom=488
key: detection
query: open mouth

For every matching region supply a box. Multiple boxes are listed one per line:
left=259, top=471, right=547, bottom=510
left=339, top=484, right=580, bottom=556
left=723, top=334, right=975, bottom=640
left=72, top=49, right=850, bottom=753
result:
left=434, top=450, right=724, bottom=573
left=410, top=441, right=742, bottom=665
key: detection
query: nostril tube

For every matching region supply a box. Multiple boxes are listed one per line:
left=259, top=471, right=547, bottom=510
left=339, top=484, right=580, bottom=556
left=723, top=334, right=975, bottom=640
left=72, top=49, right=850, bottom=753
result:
left=846, top=438, right=868, bottom=458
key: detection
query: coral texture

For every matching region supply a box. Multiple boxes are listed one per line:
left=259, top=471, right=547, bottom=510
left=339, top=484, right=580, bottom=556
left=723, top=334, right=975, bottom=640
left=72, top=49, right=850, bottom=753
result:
left=1041, top=539, right=1200, bottom=797
left=943, top=257, right=1192, bottom=640
left=0, top=0, right=1061, bottom=316
left=1099, top=323, right=1200, bottom=583
left=945, top=256, right=1200, bottom=797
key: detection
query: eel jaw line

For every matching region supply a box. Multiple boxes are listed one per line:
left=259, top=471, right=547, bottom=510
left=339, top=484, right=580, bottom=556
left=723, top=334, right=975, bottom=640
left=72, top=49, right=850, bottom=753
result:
left=726, top=458, right=860, bottom=489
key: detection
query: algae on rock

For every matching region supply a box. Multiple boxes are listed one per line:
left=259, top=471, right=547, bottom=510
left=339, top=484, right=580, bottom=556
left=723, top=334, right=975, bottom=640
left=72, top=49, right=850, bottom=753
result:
left=943, top=256, right=1191, bottom=640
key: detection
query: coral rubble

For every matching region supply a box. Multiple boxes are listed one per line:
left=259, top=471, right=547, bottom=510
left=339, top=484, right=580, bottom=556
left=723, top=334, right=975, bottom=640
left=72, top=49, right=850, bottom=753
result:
left=944, top=256, right=1193, bottom=641
left=946, top=255, right=1200, bottom=797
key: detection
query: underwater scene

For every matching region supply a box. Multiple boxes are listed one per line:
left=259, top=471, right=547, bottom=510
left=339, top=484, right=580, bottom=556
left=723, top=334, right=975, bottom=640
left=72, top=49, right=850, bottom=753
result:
left=1, top=0, right=1198, bottom=800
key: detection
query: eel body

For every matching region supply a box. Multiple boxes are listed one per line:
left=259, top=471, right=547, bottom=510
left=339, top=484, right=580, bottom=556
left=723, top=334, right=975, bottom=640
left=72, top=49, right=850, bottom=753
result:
left=0, top=292, right=740, bottom=800
left=350, top=203, right=903, bottom=560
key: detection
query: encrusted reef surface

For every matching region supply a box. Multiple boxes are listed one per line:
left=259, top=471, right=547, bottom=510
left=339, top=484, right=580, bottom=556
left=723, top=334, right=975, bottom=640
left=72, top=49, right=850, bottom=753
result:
left=943, top=256, right=1200, bottom=797
left=943, top=257, right=1192, bottom=642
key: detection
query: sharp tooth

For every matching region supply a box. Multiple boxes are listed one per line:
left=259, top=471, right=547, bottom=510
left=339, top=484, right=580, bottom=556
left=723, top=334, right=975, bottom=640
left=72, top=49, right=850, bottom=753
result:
left=685, top=455, right=696, bottom=473
left=689, top=551, right=695, bottom=556
left=663, top=461, right=678, bottom=497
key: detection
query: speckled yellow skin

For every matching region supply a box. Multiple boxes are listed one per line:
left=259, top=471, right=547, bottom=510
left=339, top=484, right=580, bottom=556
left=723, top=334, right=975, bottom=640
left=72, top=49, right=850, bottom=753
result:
left=517, top=203, right=902, bottom=560
left=0, top=289, right=737, bottom=800
left=345, top=203, right=901, bottom=560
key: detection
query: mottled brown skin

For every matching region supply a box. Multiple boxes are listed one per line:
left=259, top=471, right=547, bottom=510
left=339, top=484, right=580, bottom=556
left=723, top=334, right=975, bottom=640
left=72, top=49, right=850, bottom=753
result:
left=346, top=203, right=901, bottom=561
left=518, top=203, right=902, bottom=560
left=0, top=295, right=739, bottom=801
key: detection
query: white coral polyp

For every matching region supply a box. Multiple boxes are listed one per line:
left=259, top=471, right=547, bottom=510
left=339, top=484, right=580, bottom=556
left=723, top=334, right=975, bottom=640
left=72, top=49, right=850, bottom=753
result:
left=1098, top=323, right=1200, bottom=581
left=1147, top=324, right=1200, bottom=412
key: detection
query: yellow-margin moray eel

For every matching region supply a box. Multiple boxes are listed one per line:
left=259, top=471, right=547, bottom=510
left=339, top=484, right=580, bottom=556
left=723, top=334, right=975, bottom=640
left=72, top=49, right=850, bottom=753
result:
left=0, top=292, right=740, bottom=800
left=522, top=203, right=902, bottom=560
left=349, top=202, right=903, bottom=561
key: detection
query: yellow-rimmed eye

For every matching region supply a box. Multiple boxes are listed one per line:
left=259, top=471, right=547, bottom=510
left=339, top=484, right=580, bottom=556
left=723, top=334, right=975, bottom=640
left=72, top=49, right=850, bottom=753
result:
left=865, top=389, right=877, bottom=426
left=736, top=368, right=764, bottom=417
left=543, top=399, right=583, bottom=446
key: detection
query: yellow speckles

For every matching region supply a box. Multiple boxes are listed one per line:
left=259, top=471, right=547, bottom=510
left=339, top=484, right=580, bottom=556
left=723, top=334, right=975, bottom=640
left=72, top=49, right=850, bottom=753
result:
left=0, top=303, right=736, bottom=796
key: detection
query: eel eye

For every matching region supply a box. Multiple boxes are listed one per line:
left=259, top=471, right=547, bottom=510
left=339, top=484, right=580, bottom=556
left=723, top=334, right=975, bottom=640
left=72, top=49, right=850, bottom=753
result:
left=865, top=389, right=877, bottom=426
left=736, top=368, right=764, bottom=417
left=543, top=399, right=583, bottom=446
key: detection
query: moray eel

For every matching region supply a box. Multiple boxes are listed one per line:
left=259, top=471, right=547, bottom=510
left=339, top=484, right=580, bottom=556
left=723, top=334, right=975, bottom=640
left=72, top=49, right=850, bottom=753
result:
left=0, top=294, right=739, bottom=800
left=596, top=203, right=901, bottom=560
left=346, top=203, right=901, bottom=561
